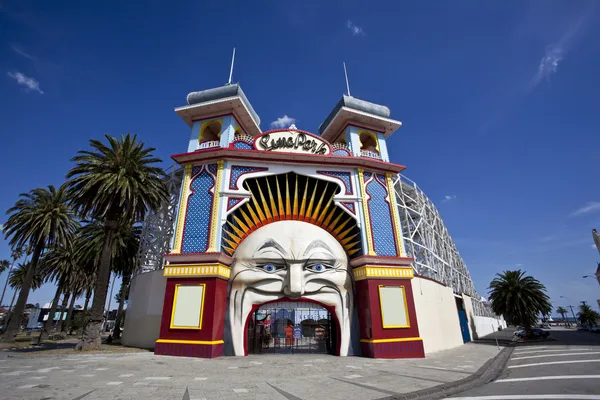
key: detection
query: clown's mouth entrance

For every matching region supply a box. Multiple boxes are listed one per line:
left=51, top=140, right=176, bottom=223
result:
left=247, top=301, right=337, bottom=355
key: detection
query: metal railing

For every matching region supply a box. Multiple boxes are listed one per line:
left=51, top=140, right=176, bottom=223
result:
left=198, top=140, right=220, bottom=150
left=360, top=150, right=381, bottom=159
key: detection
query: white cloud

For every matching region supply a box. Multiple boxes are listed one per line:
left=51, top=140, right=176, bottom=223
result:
left=10, top=44, right=36, bottom=60
left=571, top=201, right=600, bottom=217
left=442, top=195, right=457, bottom=203
left=346, top=20, right=365, bottom=36
left=7, top=71, right=43, bottom=94
left=591, top=244, right=597, bottom=249
left=528, top=10, right=592, bottom=91
left=270, top=115, right=296, bottom=129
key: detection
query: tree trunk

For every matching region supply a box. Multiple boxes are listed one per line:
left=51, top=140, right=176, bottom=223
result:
left=37, top=283, right=63, bottom=343
left=62, top=292, right=77, bottom=337
left=1, top=242, right=44, bottom=343
left=1, top=288, right=20, bottom=330
left=56, top=290, right=71, bottom=339
left=112, top=273, right=130, bottom=340
left=0, top=257, right=16, bottom=306
left=76, top=220, right=118, bottom=351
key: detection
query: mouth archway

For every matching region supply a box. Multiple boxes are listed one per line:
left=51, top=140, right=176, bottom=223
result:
left=243, top=298, right=342, bottom=356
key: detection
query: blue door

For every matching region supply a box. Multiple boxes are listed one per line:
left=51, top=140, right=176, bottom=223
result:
left=457, top=310, right=471, bottom=343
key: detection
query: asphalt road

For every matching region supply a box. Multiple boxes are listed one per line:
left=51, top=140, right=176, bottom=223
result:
left=448, top=327, right=600, bottom=400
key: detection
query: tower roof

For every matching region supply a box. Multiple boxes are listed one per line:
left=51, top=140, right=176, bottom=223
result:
left=175, top=84, right=261, bottom=136
left=319, top=95, right=401, bottom=141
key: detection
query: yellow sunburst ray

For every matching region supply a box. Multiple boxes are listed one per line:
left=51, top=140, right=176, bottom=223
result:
left=299, top=180, right=309, bottom=220
left=339, top=231, right=358, bottom=246
left=316, top=198, right=333, bottom=226
left=285, top=175, right=291, bottom=218
left=292, top=175, right=299, bottom=219
left=331, top=216, right=351, bottom=236
left=346, top=246, right=360, bottom=256
left=231, top=216, right=250, bottom=235
left=223, top=246, right=234, bottom=255
left=304, top=183, right=318, bottom=223
left=325, top=212, right=344, bottom=233
left=239, top=208, right=256, bottom=231
left=275, top=176, right=285, bottom=220
left=223, top=234, right=241, bottom=247
left=310, top=183, right=328, bottom=224
left=322, top=205, right=337, bottom=229
left=226, top=221, right=246, bottom=239
left=246, top=202, right=262, bottom=227
left=266, top=178, right=279, bottom=221
left=255, top=180, right=272, bottom=222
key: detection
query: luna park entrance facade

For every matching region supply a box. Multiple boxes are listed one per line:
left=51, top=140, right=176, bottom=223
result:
left=246, top=301, right=337, bottom=355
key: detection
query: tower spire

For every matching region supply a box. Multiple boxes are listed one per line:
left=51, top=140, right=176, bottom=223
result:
left=227, top=47, right=236, bottom=85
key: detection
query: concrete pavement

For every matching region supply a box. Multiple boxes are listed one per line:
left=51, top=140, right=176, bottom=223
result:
left=0, top=341, right=502, bottom=400
left=447, top=327, right=600, bottom=400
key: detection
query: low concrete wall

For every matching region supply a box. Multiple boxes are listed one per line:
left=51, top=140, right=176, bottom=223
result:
left=470, top=315, right=507, bottom=339
left=411, top=277, right=464, bottom=354
left=122, top=270, right=167, bottom=349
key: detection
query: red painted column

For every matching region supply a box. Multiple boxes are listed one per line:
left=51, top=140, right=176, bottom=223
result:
left=353, top=260, right=425, bottom=358
left=155, top=276, right=228, bottom=358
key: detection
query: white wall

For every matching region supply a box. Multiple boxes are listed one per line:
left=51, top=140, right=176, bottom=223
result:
left=470, top=315, right=507, bottom=339
left=411, top=277, right=464, bottom=354
left=122, top=270, right=167, bottom=349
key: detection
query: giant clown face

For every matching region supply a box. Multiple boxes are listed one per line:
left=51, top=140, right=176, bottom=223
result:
left=228, top=220, right=353, bottom=356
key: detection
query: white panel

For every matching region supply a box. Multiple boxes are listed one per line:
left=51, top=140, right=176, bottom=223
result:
left=379, top=286, right=408, bottom=328
left=172, top=285, right=204, bottom=328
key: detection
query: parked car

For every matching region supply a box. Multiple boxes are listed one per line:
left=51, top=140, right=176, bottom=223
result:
left=514, top=328, right=549, bottom=339
left=590, top=326, right=600, bottom=333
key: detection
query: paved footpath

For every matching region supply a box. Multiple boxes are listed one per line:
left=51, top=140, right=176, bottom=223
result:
left=0, top=342, right=501, bottom=400
left=448, top=328, right=600, bottom=400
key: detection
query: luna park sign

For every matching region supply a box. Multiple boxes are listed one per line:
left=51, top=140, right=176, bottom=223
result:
left=255, top=130, right=331, bottom=155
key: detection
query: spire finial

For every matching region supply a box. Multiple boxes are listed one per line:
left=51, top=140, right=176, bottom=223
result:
left=343, top=62, right=351, bottom=97
left=227, top=47, right=236, bottom=85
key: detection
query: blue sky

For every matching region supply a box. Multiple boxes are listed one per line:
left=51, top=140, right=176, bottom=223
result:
left=1, top=1, right=600, bottom=314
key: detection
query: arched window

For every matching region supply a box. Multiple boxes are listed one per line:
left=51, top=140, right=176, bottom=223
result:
left=359, top=131, right=379, bottom=153
left=200, top=120, right=222, bottom=143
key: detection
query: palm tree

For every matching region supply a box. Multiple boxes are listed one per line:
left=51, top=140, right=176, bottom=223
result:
left=66, top=134, right=168, bottom=350
left=577, top=304, right=600, bottom=328
left=0, top=260, right=10, bottom=305
left=0, top=248, right=23, bottom=307
left=1, top=263, right=43, bottom=330
left=488, top=270, right=552, bottom=336
left=556, top=306, right=568, bottom=327
left=36, top=244, right=80, bottom=342
left=1, top=185, right=78, bottom=342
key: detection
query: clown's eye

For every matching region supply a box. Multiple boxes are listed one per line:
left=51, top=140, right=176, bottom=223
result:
left=262, top=263, right=284, bottom=273
left=306, top=263, right=331, bottom=273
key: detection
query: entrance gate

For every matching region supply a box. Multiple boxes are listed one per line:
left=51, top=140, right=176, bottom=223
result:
left=246, top=301, right=336, bottom=355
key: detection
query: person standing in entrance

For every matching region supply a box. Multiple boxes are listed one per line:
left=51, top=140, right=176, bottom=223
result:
left=285, top=323, right=294, bottom=348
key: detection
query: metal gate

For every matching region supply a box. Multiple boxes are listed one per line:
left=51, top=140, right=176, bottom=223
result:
left=246, top=301, right=336, bottom=355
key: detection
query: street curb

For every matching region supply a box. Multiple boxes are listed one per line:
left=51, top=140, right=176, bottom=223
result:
left=381, top=345, right=514, bottom=400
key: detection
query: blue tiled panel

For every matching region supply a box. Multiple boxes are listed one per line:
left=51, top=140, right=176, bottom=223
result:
left=227, top=197, right=243, bottom=210
left=182, top=169, right=215, bottom=253
left=233, top=141, right=253, bottom=150
left=366, top=177, right=397, bottom=256
left=229, top=166, right=267, bottom=190
left=333, top=149, right=351, bottom=156
left=318, top=171, right=353, bottom=194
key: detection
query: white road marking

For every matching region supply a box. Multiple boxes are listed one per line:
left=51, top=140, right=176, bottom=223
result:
left=80, top=374, right=95, bottom=377
left=36, top=367, right=60, bottom=373
left=17, top=384, right=39, bottom=389
left=106, top=381, right=122, bottom=386
left=228, top=366, right=238, bottom=369
left=343, top=374, right=363, bottom=379
left=144, top=376, right=171, bottom=380
left=2, top=371, right=27, bottom=376
left=303, top=364, right=313, bottom=367
left=62, top=369, right=75, bottom=373
left=497, top=375, right=600, bottom=383
left=249, top=361, right=262, bottom=365
left=345, top=365, right=361, bottom=369
left=512, top=351, right=600, bottom=361
left=94, top=367, right=108, bottom=371
left=194, top=377, right=207, bottom=381
left=232, top=389, right=248, bottom=393
left=448, top=396, right=600, bottom=399
left=513, top=348, right=593, bottom=355
left=509, top=359, right=600, bottom=369
left=119, top=374, right=134, bottom=377
left=134, top=381, right=150, bottom=386
left=28, top=376, right=46, bottom=380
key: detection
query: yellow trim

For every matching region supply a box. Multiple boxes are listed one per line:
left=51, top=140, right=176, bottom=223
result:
left=353, top=266, right=414, bottom=281
left=378, top=285, right=410, bottom=329
left=172, top=164, right=193, bottom=254
left=163, top=264, right=231, bottom=279
left=156, top=339, right=224, bottom=345
left=199, top=119, right=223, bottom=142
left=358, top=169, right=376, bottom=255
left=357, top=130, right=380, bottom=152
left=386, top=173, right=406, bottom=257
left=360, top=337, right=422, bottom=344
left=207, top=160, right=224, bottom=252
left=169, top=283, right=206, bottom=330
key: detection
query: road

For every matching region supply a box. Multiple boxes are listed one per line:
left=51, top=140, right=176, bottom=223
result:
left=449, top=327, right=600, bottom=400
